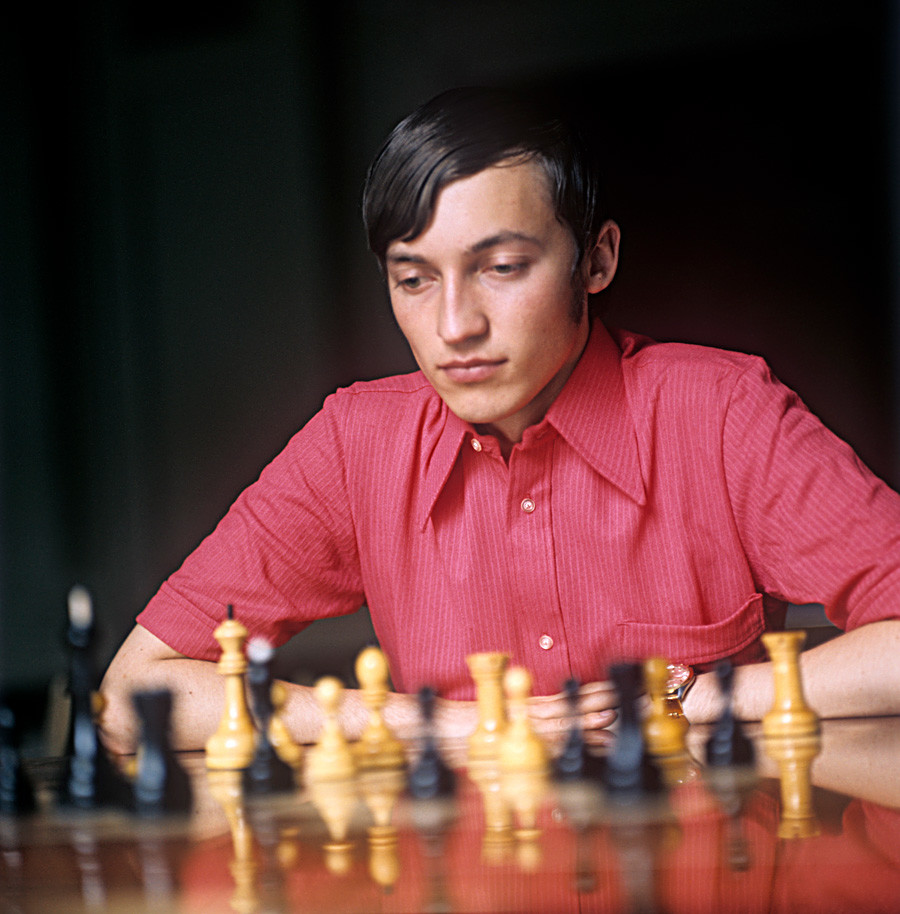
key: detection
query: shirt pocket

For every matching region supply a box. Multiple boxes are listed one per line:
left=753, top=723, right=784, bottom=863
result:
left=616, top=593, right=766, bottom=667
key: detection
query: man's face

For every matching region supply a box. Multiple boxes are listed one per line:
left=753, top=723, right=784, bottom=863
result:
left=386, top=160, right=607, bottom=449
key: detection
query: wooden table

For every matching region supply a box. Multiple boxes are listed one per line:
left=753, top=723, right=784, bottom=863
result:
left=3, top=717, right=900, bottom=913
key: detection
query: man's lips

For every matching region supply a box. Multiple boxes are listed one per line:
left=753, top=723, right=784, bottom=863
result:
left=439, top=358, right=506, bottom=383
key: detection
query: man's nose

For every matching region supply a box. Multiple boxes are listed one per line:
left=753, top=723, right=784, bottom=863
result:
left=437, top=278, right=488, bottom=344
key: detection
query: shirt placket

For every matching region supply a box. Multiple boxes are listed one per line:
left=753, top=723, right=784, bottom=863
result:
left=506, top=437, right=569, bottom=693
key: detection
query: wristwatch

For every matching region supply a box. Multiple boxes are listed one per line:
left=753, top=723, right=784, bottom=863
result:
left=666, top=662, right=695, bottom=709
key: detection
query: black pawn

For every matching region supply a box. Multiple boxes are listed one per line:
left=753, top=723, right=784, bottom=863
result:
left=132, top=689, right=193, bottom=817
left=0, top=702, right=36, bottom=816
left=553, top=677, right=605, bottom=783
left=705, top=660, right=755, bottom=767
left=58, top=588, right=130, bottom=810
left=603, top=662, right=663, bottom=799
left=242, top=637, right=294, bottom=796
left=407, top=687, right=455, bottom=800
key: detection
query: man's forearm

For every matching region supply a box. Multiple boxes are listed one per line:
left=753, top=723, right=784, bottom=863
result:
left=684, top=619, right=900, bottom=724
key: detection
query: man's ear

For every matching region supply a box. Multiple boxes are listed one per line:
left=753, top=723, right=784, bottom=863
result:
left=583, top=220, right=621, bottom=294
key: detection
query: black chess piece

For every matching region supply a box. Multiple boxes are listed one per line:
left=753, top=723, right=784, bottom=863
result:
left=242, top=637, right=295, bottom=796
left=603, top=662, right=663, bottom=800
left=704, top=659, right=757, bottom=871
left=408, top=687, right=456, bottom=913
left=553, top=677, right=605, bottom=783
left=705, top=660, right=755, bottom=767
left=132, top=689, right=193, bottom=817
left=407, top=687, right=455, bottom=800
left=58, top=587, right=131, bottom=811
left=0, top=701, right=36, bottom=816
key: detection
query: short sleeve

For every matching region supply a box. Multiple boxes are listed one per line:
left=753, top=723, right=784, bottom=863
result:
left=722, top=358, right=900, bottom=630
left=137, top=394, right=365, bottom=660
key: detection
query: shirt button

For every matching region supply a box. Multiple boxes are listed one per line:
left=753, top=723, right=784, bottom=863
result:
left=539, top=634, right=554, bottom=651
left=521, top=496, right=536, bottom=513
left=470, top=438, right=482, bottom=452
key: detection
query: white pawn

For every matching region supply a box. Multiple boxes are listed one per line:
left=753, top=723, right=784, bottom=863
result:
left=499, top=667, right=548, bottom=774
left=306, top=676, right=356, bottom=783
left=355, top=647, right=404, bottom=770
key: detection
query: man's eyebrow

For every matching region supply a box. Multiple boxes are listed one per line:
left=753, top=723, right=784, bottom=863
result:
left=467, top=231, right=542, bottom=255
left=385, top=251, right=426, bottom=266
left=386, top=231, right=543, bottom=266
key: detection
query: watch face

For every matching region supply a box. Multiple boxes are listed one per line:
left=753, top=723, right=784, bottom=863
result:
left=665, top=662, right=694, bottom=694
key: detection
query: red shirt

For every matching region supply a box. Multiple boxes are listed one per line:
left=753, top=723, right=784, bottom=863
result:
left=138, top=323, right=900, bottom=698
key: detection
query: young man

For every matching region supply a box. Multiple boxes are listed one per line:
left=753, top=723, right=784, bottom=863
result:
left=101, top=87, right=900, bottom=754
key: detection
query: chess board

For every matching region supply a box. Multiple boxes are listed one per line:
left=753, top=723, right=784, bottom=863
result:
left=4, top=717, right=900, bottom=914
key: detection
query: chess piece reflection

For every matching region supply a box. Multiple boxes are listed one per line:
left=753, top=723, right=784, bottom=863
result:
left=764, top=732, right=822, bottom=839
left=206, top=606, right=256, bottom=772
left=466, top=652, right=509, bottom=763
left=604, top=663, right=673, bottom=914
left=761, top=632, right=822, bottom=839
left=361, top=766, right=404, bottom=892
left=306, top=676, right=358, bottom=874
left=409, top=687, right=457, bottom=910
left=207, top=769, right=259, bottom=914
left=500, top=666, right=549, bottom=869
left=0, top=702, right=35, bottom=816
left=703, top=661, right=757, bottom=870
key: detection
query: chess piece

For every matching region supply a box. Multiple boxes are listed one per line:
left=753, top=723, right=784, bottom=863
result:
left=499, top=667, right=549, bottom=864
left=499, top=666, right=548, bottom=775
left=603, top=662, right=663, bottom=801
left=242, top=637, right=295, bottom=795
left=705, top=660, right=755, bottom=768
left=553, top=677, right=605, bottom=783
left=205, top=605, right=257, bottom=771
left=0, top=702, right=36, bottom=816
left=761, top=631, right=820, bottom=739
left=643, top=657, right=689, bottom=759
left=58, top=585, right=131, bottom=810
left=760, top=636, right=822, bottom=840
left=470, top=760, right=515, bottom=865
left=551, top=683, right=604, bottom=889
left=355, top=646, right=404, bottom=770
left=306, top=673, right=360, bottom=872
left=407, top=687, right=456, bottom=800
left=407, top=686, right=458, bottom=907
left=132, top=689, right=193, bottom=817
left=466, top=651, right=509, bottom=763
left=306, top=676, right=356, bottom=783
left=268, top=680, right=304, bottom=772
left=704, top=661, right=757, bottom=870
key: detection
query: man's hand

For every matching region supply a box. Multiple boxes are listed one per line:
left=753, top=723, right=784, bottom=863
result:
left=526, top=680, right=618, bottom=748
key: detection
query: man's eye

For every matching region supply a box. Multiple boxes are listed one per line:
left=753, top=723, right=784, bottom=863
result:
left=490, top=262, right=524, bottom=275
left=396, top=276, right=424, bottom=290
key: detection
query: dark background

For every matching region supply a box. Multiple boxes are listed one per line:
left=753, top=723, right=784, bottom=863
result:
left=2, top=1, right=898, bottom=726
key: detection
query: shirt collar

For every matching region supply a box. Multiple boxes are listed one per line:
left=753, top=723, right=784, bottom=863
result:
left=543, top=320, right=647, bottom=505
left=416, top=320, right=646, bottom=529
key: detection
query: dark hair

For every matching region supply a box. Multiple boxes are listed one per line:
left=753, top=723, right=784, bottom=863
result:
left=362, top=86, right=605, bottom=268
